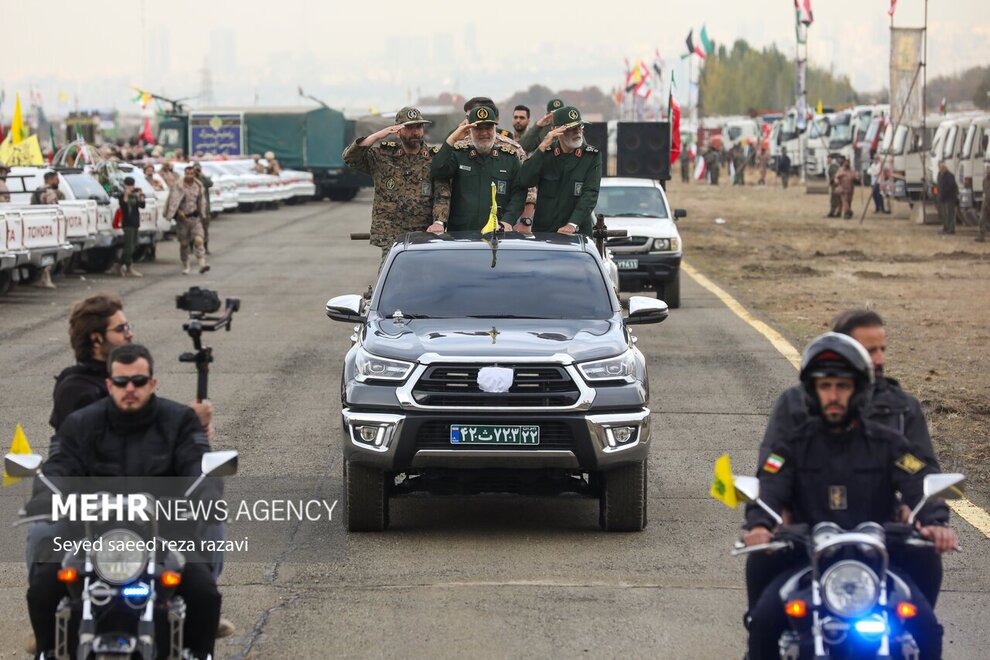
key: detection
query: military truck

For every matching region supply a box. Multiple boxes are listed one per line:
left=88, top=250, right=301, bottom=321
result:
left=157, top=105, right=367, bottom=201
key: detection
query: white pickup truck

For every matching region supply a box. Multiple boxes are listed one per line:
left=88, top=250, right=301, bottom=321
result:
left=0, top=204, right=74, bottom=290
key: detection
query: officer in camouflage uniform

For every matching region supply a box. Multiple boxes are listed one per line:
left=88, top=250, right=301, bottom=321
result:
left=430, top=105, right=526, bottom=232
left=30, top=171, right=66, bottom=289
left=343, top=107, right=450, bottom=261
left=519, top=98, right=564, bottom=155
left=517, top=106, right=601, bottom=237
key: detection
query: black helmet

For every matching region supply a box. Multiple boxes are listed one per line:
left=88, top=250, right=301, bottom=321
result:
left=799, top=332, right=875, bottom=420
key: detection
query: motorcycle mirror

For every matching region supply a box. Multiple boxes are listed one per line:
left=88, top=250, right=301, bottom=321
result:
left=4, top=453, right=43, bottom=478
left=201, top=450, right=239, bottom=477
left=732, top=475, right=760, bottom=503
left=908, top=472, right=966, bottom=525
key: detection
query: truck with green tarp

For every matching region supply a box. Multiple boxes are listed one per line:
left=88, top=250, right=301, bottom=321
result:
left=157, top=105, right=370, bottom=201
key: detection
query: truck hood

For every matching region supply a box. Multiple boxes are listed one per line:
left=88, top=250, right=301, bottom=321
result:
left=363, top=317, right=627, bottom=363
left=603, top=216, right=679, bottom=239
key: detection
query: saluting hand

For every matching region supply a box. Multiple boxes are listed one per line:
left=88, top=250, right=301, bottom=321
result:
left=539, top=127, right=567, bottom=152
left=536, top=112, right=553, bottom=128
left=446, top=120, right=472, bottom=146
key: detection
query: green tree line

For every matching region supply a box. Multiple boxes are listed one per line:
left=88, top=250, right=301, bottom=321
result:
left=698, top=39, right=859, bottom=115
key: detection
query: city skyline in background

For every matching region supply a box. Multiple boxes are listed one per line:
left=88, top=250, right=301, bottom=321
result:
left=3, top=0, right=989, bottom=118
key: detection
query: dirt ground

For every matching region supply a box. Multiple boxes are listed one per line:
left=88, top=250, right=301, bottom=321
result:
left=667, top=171, right=990, bottom=505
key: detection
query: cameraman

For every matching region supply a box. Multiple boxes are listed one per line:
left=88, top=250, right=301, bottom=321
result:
left=111, top=176, right=146, bottom=277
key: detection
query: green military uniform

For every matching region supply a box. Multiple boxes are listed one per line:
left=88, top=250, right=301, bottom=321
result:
left=430, top=106, right=526, bottom=232
left=519, top=98, right=564, bottom=155
left=342, top=107, right=450, bottom=251
left=517, top=106, right=601, bottom=236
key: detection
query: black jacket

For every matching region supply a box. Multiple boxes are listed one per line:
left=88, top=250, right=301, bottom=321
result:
left=758, top=378, right=939, bottom=469
left=937, top=170, right=959, bottom=203
left=50, top=360, right=108, bottom=430
left=29, top=395, right=211, bottom=515
left=746, top=418, right=947, bottom=531
left=116, top=190, right=145, bottom=229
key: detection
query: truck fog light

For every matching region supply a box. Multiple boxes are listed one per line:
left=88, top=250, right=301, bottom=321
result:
left=606, top=426, right=636, bottom=447
left=357, top=426, right=384, bottom=446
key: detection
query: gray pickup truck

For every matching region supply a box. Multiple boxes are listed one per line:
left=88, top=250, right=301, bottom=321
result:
left=325, top=233, right=668, bottom=532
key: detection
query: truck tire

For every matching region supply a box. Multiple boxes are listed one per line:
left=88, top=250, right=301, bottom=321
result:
left=344, top=459, right=390, bottom=532
left=328, top=187, right=359, bottom=202
left=598, top=460, right=647, bottom=532
left=0, top=270, right=12, bottom=296
left=80, top=248, right=114, bottom=273
left=660, top=271, right=681, bottom=308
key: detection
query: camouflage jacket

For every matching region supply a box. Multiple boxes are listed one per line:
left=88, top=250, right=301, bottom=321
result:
left=0, top=180, right=10, bottom=203
left=452, top=133, right=537, bottom=207
left=30, top=186, right=65, bottom=205
left=343, top=138, right=451, bottom=249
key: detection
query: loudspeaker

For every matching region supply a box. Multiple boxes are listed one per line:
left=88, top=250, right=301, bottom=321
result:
left=616, top=122, right=671, bottom=180
left=582, top=122, right=608, bottom=169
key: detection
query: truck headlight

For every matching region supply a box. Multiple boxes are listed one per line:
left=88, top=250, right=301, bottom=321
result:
left=355, top=347, right=414, bottom=383
left=651, top=237, right=679, bottom=252
left=578, top=351, right=639, bottom=383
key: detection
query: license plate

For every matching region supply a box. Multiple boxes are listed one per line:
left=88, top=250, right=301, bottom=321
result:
left=450, top=425, right=540, bottom=445
left=616, top=259, right=638, bottom=270
left=40, top=255, right=55, bottom=266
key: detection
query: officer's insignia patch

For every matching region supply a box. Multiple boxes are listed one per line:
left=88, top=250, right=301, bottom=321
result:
left=573, top=182, right=583, bottom=196
left=763, top=453, right=784, bottom=474
left=551, top=100, right=562, bottom=109
left=568, top=109, right=578, bottom=120
left=575, top=148, right=582, bottom=157
left=385, top=178, right=396, bottom=190
left=407, top=110, right=419, bottom=120
left=895, top=453, right=925, bottom=474
left=496, top=180, right=507, bottom=195
left=431, top=145, right=440, bottom=154
left=476, top=107, right=490, bottom=120
left=381, top=141, right=397, bottom=148
left=553, top=148, right=561, bottom=157
left=829, top=485, right=848, bottom=510
left=469, top=149, right=477, bottom=159
left=420, top=181, right=432, bottom=196
left=459, top=164, right=472, bottom=171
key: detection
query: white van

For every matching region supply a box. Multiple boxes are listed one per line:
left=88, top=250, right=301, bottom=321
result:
left=957, top=115, right=990, bottom=212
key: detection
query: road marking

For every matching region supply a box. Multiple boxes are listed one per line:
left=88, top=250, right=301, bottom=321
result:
left=682, top=260, right=990, bottom=540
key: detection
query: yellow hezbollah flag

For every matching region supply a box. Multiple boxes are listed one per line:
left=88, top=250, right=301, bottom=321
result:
left=11, top=92, right=27, bottom=144
left=0, top=134, right=46, bottom=167
left=816, top=99, right=823, bottom=115
left=481, top=181, right=499, bottom=234
left=709, top=453, right=737, bottom=509
left=3, top=423, right=34, bottom=487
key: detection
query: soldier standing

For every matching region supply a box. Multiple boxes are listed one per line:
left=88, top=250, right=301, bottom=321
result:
left=826, top=155, right=841, bottom=217
left=936, top=161, right=959, bottom=235
left=164, top=166, right=210, bottom=274
left=835, top=159, right=857, bottom=219
left=680, top=147, right=691, bottom=184
left=777, top=148, right=792, bottom=189
left=192, top=162, right=213, bottom=253
left=517, top=105, right=602, bottom=236
left=342, top=107, right=450, bottom=261
left=29, top=171, right=65, bottom=289
left=519, top=98, right=565, bottom=155
left=511, top=105, right=530, bottom=143
left=0, top=162, right=11, bottom=201
left=756, top=145, right=769, bottom=185
left=704, top=145, right=721, bottom=185
left=430, top=105, right=526, bottom=232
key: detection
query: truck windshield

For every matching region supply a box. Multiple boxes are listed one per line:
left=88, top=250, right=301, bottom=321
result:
left=962, top=125, right=977, bottom=158
left=378, top=249, right=613, bottom=320
left=595, top=186, right=668, bottom=218
left=63, top=173, right=110, bottom=202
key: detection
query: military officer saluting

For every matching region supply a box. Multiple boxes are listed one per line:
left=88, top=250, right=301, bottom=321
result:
left=343, top=107, right=450, bottom=260
left=519, top=98, right=564, bottom=155
left=517, top=105, right=601, bottom=236
left=429, top=105, right=526, bottom=233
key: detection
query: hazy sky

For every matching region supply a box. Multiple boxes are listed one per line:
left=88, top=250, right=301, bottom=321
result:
left=4, top=0, right=989, bottom=116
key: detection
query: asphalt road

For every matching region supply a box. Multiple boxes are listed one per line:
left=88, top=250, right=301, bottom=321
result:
left=0, top=195, right=987, bottom=658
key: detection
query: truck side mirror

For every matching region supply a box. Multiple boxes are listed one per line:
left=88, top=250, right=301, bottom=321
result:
left=625, top=297, right=668, bottom=325
left=326, top=295, right=365, bottom=324
left=674, top=208, right=687, bottom=220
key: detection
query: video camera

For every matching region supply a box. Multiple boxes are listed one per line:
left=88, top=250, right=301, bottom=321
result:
left=176, top=287, right=241, bottom=401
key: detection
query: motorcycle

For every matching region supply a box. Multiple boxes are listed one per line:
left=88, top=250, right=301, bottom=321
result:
left=730, top=471, right=964, bottom=659
left=6, top=450, right=238, bottom=660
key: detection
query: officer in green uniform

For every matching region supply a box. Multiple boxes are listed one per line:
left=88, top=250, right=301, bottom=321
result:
left=429, top=105, right=526, bottom=232
left=517, top=105, right=601, bottom=236
left=519, top=98, right=564, bottom=155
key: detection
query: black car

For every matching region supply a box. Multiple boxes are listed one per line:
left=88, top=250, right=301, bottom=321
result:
left=326, top=233, right=668, bottom=532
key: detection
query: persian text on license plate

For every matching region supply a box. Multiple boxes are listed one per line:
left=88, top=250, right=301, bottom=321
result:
left=450, top=425, right=540, bottom=445
left=616, top=259, right=638, bottom=270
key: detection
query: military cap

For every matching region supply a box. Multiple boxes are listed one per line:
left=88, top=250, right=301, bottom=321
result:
left=468, top=105, right=498, bottom=126
left=463, top=96, right=496, bottom=113
left=394, top=106, right=431, bottom=126
left=552, top=105, right=585, bottom=129
left=546, top=98, right=564, bottom=112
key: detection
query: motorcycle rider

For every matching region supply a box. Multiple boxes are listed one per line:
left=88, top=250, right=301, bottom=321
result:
left=26, top=344, right=222, bottom=660
left=749, top=309, right=943, bottom=609
left=742, top=332, right=957, bottom=660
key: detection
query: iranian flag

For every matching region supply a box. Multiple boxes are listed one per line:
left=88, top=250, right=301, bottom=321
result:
left=694, top=153, right=707, bottom=181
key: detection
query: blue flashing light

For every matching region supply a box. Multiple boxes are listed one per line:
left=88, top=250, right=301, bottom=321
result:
left=122, top=583, right=151, bottom=598
left=854, top=619, right=886, bottom=635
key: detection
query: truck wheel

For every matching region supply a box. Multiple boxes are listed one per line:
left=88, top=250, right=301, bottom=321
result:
left=660, top=272, right=681, bottom=309
left=344, top=460, right=390, bottom=532
left=0, top=270, right=12, bottom=296
left=80, top=249, right=114, bottom=273
left=598, top=460, right=647, bottom=532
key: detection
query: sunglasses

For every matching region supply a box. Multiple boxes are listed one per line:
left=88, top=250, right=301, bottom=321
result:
left=110, top=375, right=151, bottom=388
left=108, top=322, right=134, bottom=334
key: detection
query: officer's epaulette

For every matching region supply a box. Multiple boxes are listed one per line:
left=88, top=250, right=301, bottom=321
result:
left=583, top=144, right=599, bottom=153
left=380, top=141, right=398, bottom=148
left=430, top=145, right=441, bottom=154
left=498, top=144, right=515, bottom=154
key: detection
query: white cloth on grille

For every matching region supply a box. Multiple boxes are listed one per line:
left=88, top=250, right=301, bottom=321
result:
left=477, top=367, right=513, bottom=393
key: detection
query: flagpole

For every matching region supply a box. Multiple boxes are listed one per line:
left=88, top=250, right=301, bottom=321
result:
left=921, top=0, right=929, bottom=225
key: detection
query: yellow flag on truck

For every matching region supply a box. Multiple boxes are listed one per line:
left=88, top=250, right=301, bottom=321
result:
left=3, top=424, right=34, bottom=487
left=481, top=182, right=499, bottom=234
left=709, top=453, right=738, bottom=509
left=0, top=134, right=45, bottom=166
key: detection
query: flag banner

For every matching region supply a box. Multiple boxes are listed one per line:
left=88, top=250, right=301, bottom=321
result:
left=890, top=27, right=925, bottom=127
left=795, top=59, right=808, bottom=130
left=481, top=182, right=499, bottom=235
left=699, top=25, right=714, bottom=56
left=888, top=0, right=897, bottom=17
left=685, top=29, right=695, bottom=57
left=3, top=423, right=34, bottom=487
left=795, top=0, right=813, bottom=25
left=0, top=134, right=46, bottom=166
left=669, top=98, right=681, bottom=165
left=11, top=92, right=27, bottom=144
left=710, top=454, right=738, bottom=509
left=694, top=154, right=707, bottom=181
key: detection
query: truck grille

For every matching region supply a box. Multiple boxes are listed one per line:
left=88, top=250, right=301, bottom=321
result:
left=415, top=421, right=574, bottom=449
left=606, top=236, right=650, bottom=249
left=411, top=364, right=580, bottom=407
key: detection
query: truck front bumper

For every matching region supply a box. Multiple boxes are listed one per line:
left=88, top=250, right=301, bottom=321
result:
left=616, top=252, right=681, bottom=291
left=341, top=407, right=651, bottom=472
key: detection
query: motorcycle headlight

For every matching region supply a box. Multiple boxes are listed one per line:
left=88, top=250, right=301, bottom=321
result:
left=821, top=560, right=879, bottom=618
left=93, top=529, right=148, bottom=585
left=578, top=351, right=639, bottom=383
left=355, top=347, right=414, bottom=383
